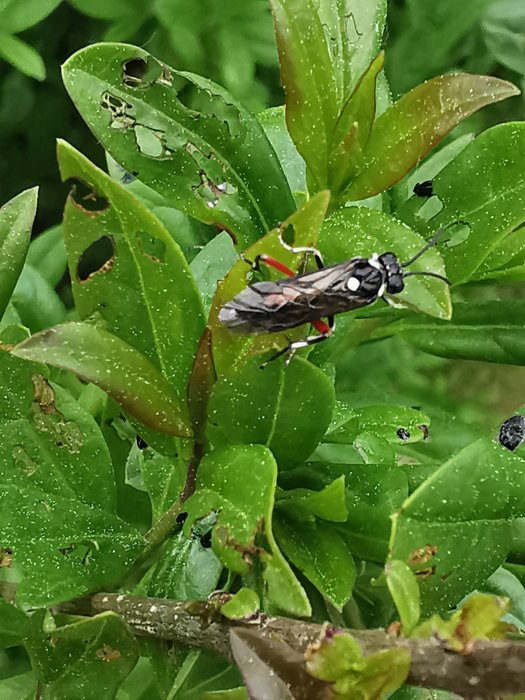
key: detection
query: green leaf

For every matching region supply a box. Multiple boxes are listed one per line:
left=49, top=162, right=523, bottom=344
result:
left=268, top=0, right=339, bottom=189
left=379, top=301, right=525, bottom=366
left=390, top=688, right=459, bottom=700
left=208, top=356, right=335, bottom=469
left=183, top=445, right=310, bottom=616
left=0, top=672, right=38, bottom=700
left=11, top=322, right=193, bottom=437
left=275, top=517, right=356, bottom=610
left=221, top=588, right=260, bottom=620
left=389, top=429, right=525, bottom=614
left=57, top=140, right=205, bottom=402
left=485, top=567, right=525, bottom=631
left=0, top=346, right=115, bottom=512
left=26, top=225, right=67, bottom=288
left=319, top=207, right=451, bottom=320
left=0, top=35, right=45, bottom=80
left=0, top=0, right=62, bottom=33
left=0, top=599, right=29, bottom=649
left=305, top=630, right=410, bottom=698
left=387, top=0, right=493, bottom=95
left=385, top=560, right=420, bottom=633
left=149, top=529, right=222, bottom=600
left=12, top=264, right=66, bottom=332
left=190, top=233, right=237, bottom=315
left=337, top=463, right=409, bottom=562
left=345, top=74, right=519, bottom=201
left=276, top=476, right=348, bottom=522
left=209, top=190, right=330, bottom=373
left=405, top=123, right=525, bottom=284
left=0, top=188, right=37, bottom=320
left=61, top=43, right=295, bottom=247
left=352, top=405, right=430, bottom=445
left=45, top=612, right=139, bottom=698
left=329, top=52, right=385, bottom=195
left=131, top=444, right=185, bottom=518
left=257, top=106, right=306, bottom=196
left=0, top=482, right=143, bottom=606
left=483, top=0, right=525, bottom=74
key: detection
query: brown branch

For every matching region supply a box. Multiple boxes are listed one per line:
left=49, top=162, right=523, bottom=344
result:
left=54, top=592, right=525, bottom=698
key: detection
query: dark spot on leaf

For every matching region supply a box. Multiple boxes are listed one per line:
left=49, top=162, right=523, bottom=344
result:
left=12, top=445, right=37, bottom=476
left=176, top=512, right=188, bottom=528
left=77, top=235, right=115, bottom=282
left=31, top=375, right=84, bottom=453
left=122, top=56, right=172, bottom=89
left=66, top=178, right=109, bottom=215
left=137, top=231, right=166, bottom=262
left=499, top=414, right=525, bottom=452
left=413, top=180, right=433, bottom=197
left=396, top=427, right=410, bottom=441
left=0, top=547, right=13, bottom=568
left=200, top=530, right=213, bottom=548
left=136, top=435, right=148, bottom=450
left=418, top=424, right=430, bottom=440
left=441, top=570, right=453, bottom=581
left=408, top=544, right=438, bottom=565
left=96, top=644, right=121, bottom=663
left=414, top=566, right=436, bottom=580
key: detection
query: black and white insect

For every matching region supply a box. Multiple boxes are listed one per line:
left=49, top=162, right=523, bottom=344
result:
left=219, top=227, right=449, bottom=364
left=499, top=415, right=525, bottom=452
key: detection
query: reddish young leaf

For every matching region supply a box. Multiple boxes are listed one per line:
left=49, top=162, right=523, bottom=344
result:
left=345, top=73, right=520, bottom=200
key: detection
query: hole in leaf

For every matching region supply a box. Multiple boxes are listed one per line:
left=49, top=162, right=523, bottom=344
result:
left=77, top=236, right=115, bottom=282
left=101, top=92, right=136, bottom=130
left=137, top=232, right=166, bottom=262
left=280, top=222, right=295, bottom=246
left=413, top=180, right=434, bottom=197
left=0, top=547, right=13, bottom=568
left=134, top=125, right=173, bottom=160
left=66, top=178, right=109, bottom=215
left=416, top=195, right=443, bottom=221
left=31, top=375, right=84, bottom=453
left=96, top=645, right=122, bottom=663
left=12, top=445, right=37, bottom=476
left=136, top=435, right=148, bottom=450
left=123, top=56, right=172, bottom=89
left=442, top=222, right=471, bottom=249
left=396, top=427, right=410, bottom=441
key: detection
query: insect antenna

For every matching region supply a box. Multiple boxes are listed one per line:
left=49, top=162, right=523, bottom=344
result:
left=401, top=226, right=446, bottom=268
left=403, top=270, right=451, bottom=285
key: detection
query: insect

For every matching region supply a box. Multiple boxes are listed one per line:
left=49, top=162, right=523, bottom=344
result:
left=219, top=227, right=450, bottom=365
left=498, top=415, right=525, bottom=452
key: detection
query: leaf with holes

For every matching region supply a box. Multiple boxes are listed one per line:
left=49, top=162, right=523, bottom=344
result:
left=183, top=445, right=311, bottom=616
left=58, top=140, right=204, bottom=403
left=209, top=190, right=330, bottom=374
left=389, top=425, right=525, bottom=614
left=0, top=481, right=143, bottom=606
left=0, top=329, right=115, bottom=513
left=11, top=322, right=193, bottom=437
left=207, top=356, right=335, bottom=469
left=344, top=74, right=519, bottom=201
left=319, top=207, right=451, bottom=320
left=400, top=123, right=525, bottom=285
left=0, top=188, right=38, bottom=321
left=40, top=612, right=139, bottom=697
left=61, top=44, right=295, bottom=247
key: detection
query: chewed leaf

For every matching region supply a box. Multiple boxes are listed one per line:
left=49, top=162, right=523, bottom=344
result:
left=57, top=141, right=205, bottom=402
left=62, top=43, right=295, bottom=247
left=11, top=322, right=192, bottom=437
left=345, top=73, right=519, bottom=201
left=183, top=445, right=311, bottom=616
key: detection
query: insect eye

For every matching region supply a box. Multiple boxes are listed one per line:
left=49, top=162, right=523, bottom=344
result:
left=347, top=277, right=360, bottom=292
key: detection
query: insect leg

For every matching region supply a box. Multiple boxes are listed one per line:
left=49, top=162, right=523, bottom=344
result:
left=241, top=252, right=295, bottom=277
left=277, top=228, right=325, bottom=270
left=259, top=316, right=335, bottom=369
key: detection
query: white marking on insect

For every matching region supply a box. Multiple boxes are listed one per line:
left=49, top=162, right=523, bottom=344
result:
left=378, top=282, right=387, bottom=296
left=347, top=276, right=360, bottom=292
left=368, top=255, right=382, bottom=271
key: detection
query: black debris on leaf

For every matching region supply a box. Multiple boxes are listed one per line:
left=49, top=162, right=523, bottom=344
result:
left=499, top=415, right=525, bottom=452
